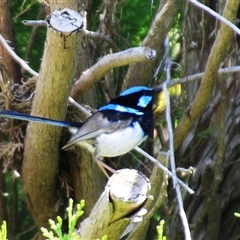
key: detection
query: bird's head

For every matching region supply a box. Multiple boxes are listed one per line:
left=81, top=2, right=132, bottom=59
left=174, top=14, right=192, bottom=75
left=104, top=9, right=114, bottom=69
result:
left=107, top=86, right=155, bottom=114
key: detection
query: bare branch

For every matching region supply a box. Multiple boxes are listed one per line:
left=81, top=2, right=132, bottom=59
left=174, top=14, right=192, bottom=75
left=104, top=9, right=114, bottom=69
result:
left=163, top=37, right=191, bottom=240
left=169, top=66, right=240, bottom=87
left=123, top=0, right=178, bottom=88
left=22, top=8, right=84, bottom=229
left=189, top=0, right=240, bottom=36
left=12, top=1, right=38, bottom=21
left=82, top=29, right=119, bottom=51
left=22, top=20, right=47, bottom=26
left=0, top=34, right=38, bottom=76
left=22, top=12, right=120, bottom=51
left=68, top=97, right=92, bottom=117
left=81, top=11, right=119, bottom=51
left=79, top=169, right=151, bottom=239
left=135, top=147, right=194, bottom=195
left=71, top=47, right=156, bottom=100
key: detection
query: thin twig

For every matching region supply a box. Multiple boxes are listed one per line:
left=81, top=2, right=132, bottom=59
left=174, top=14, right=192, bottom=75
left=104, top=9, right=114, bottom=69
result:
left=0, top=34, right=39, bottom=77
left=68, top=97, right=91, bottom=117
left=163, top=39, right=179, bottom=190
left=81, top=11, right=119, bottom=52
left=169, top=66, right=240, bottom=87
left=189, top=0, right=240, bottom=36
left=134, top=147, right=194, bottom=194
left=163, top=37, right=192, bottom=240
left=22, top=13, right=120, bottom=51
left=22, top=20, right=47, bottom=26
left=12, top=1, right=38, bottom=21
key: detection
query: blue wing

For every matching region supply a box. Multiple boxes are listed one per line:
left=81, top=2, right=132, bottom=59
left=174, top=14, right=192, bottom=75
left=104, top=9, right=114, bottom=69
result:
left=0, top=110, right=83, bottom=128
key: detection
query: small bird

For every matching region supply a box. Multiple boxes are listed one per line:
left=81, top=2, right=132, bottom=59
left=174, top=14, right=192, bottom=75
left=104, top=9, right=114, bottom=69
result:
left=0, top=86, right=156, bottom=176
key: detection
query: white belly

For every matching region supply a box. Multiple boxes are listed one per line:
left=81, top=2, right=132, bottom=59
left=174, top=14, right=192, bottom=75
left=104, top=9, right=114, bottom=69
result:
left=96, top=121, right=146, bottom=157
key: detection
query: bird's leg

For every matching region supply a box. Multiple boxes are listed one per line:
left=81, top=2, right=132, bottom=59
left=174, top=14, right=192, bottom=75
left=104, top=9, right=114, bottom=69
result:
left=95, top=158, right=116, bottom=178
left=93, top=152, right=116, bottom=178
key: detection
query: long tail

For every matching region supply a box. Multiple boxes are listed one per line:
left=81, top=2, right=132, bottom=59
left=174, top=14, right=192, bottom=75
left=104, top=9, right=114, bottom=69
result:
left=0, top=110, right=83, bottom=128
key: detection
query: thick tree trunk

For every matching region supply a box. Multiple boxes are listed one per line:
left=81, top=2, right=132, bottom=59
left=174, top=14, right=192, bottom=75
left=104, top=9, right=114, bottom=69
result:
left=22, top=8, right=83, bottom=230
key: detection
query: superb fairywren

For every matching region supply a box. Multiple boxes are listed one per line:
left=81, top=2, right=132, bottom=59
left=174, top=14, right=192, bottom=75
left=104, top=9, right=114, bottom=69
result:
left=0, top=86, right=155, bottom=175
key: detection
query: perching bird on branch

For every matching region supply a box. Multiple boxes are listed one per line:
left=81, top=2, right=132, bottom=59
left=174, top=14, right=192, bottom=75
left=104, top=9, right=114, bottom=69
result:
left=0, top=86, right=158, bottom=176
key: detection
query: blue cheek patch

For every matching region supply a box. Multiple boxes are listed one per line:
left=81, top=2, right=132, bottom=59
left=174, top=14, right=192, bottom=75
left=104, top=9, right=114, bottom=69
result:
left=137, top=95, right=152, bottom=108
left=99, top=104, right=144, bottom=116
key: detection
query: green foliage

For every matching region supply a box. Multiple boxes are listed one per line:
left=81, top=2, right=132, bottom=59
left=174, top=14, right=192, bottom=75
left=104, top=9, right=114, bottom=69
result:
left=116, top=0, right=158, bottom=47
left=41, top=198, right=107, bottom=240
left=0, top=221, right=7, bottom=240
left=41, top=198, right=84, bottom=240
left=41, top=199, right=108, bottom=240
left=157, top=220, right=167, bottom=240
left=10, top=1, right=46, bottom=72
left=4, top=172, right=36, bottom=240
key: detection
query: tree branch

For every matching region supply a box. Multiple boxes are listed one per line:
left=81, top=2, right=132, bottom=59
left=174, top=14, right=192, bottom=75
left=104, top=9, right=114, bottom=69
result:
left=169, top=66, right=240, bottom=86
left=79, top=169, right=151, bottom=239
left=126, top=152, right=168, bottom=240
left=135, top=147, right=194, bottom=194
left=163, top=37, right=191, bottom=240
left=22, top=10, right=120, bottom=51
left=70, top=47, right=156, bottom=100
left=0, top=34, right=38, bottom=76
left=189, top=0, right=240, bottom=36
left=81, top=10, right=119, bottom=52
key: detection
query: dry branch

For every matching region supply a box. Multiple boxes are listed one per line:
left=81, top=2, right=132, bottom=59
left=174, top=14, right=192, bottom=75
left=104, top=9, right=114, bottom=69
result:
left=0, top=34, right=38, bottom=76
left=22, top=9, right=120, bottom=51
left=189, top=0, right=240, bottom=36
left=169, top=66, right=240, bottom=86
left=79, top=169, right=151, bottom=239
left=163, top=37, right=191, bottom=240
left=70, top=47, right=156, bottom=100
